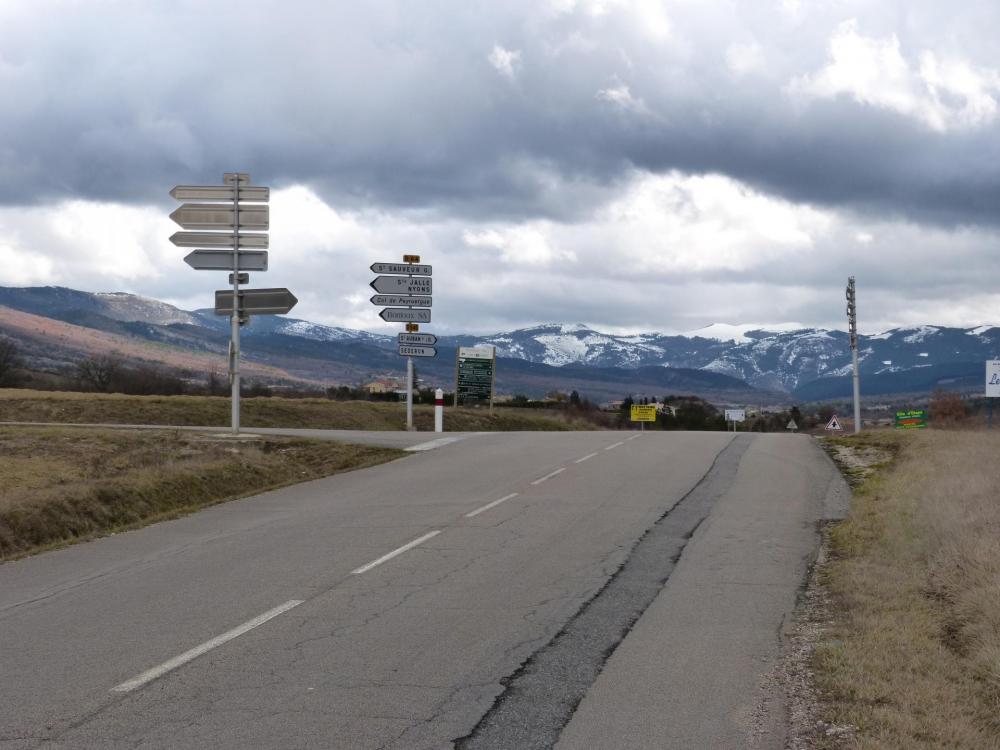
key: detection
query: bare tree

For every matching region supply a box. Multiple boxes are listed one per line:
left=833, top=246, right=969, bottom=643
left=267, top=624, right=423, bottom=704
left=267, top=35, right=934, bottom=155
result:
left=0, top=337, right=23, bottom=386
left=75, top=353, right=123, bottom=392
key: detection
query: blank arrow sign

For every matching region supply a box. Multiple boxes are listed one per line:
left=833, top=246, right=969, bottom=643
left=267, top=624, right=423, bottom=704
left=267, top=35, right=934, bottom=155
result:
left=170, top=185, right=269, bottom=202
left=215, top=288, right=298, bottom=315
left=170, top=204, right=269, bottom=230
left=170, top=232, right=269, bottom=249
left=184, top=250, right=268, bottom=271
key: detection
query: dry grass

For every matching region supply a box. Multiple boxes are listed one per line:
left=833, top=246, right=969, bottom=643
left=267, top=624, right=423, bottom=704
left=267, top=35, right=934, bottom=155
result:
left=0, top=426, right=403, bottom=561
left=0, top=389, right=599, bottom=432
left=814, top=429, right=1000, bottom=748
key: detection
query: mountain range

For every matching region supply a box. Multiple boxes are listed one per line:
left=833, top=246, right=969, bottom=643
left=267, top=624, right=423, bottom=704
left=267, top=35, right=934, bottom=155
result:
left=0, top=285, right=997, bottom=403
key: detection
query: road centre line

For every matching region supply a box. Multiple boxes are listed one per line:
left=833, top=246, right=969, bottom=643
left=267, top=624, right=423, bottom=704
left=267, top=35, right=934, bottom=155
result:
left=465, top=493, right=520, bottom=518
left=605, top=441, right=625, bottom=450
left=626, top=434, right=642, bottom=441
left=531, top=467, right=566, bottom=485
left=351, top=530, right=441, bottom=575
left=111, top=599, right=304, bottom=693
left=574, top=452, right=599, bottom=464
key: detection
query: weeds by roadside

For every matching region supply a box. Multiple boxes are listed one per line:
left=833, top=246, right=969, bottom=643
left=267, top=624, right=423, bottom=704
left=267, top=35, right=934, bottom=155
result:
left=0, top=426, right=403, bottom=561
left=808, top=429, right=1000, bottom=749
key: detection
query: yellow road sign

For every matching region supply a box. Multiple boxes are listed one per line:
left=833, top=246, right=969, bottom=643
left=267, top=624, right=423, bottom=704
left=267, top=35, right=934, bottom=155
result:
left=630, top=404, right=657, bottom=422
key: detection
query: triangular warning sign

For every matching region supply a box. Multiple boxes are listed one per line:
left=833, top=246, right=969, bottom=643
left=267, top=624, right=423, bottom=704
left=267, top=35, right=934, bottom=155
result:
left=786, top=419, right=798, bottom=431
left=825, top=415, right=843, bottom=431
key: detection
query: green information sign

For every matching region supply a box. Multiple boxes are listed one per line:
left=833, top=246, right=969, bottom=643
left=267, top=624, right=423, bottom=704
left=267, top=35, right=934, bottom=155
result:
left=455, top=346, right=496, bottom=407
left=894, top=409, right=928, bottom=429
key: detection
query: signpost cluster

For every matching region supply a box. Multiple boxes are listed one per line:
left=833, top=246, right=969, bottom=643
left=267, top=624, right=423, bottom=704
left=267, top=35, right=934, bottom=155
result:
left=170, top=173, right=297, bottom=434
left=454, top=346, right=496, bottom=412
left=370, top=256, right=435, bottom=430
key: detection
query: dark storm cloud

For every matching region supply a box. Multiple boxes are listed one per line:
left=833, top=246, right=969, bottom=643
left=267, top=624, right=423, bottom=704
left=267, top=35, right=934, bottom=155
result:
left=2, top=0, right=1000, bottom=229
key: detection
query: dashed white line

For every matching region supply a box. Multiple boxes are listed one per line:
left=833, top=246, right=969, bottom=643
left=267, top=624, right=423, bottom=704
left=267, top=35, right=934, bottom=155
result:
left=626, top=434, right=642, bottom=441
left=465, top=493, right=520, bottom=518
left=605, top=441, right=625, bottom=451
left=531, top=467, right=566, bottom=485
left=405, top=437, right=465, bottom=452
left=111, top=599, right=304, bottom=693
left=351, top=530, right=441, bottom=575
left=574, top=452, right=599, bottom=464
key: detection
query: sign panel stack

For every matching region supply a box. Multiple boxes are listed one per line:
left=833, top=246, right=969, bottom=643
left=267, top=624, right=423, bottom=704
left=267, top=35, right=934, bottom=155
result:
left=369, top=256, right=435, bottom=430
left=455, top=346, right=496, bottom=412
left=170, top=173, right=297, bottom=434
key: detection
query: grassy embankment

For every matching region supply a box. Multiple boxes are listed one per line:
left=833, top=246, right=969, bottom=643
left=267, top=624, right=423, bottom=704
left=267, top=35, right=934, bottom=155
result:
left=0, top=389, right=601, bottom=431
left=814, top=428, right=1000, bottom=748
left=0, top=426, right=403, bottom=561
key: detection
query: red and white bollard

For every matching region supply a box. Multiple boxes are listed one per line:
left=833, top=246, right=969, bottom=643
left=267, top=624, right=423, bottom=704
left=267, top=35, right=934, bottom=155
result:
left=434, top=388, right=444, bottom=433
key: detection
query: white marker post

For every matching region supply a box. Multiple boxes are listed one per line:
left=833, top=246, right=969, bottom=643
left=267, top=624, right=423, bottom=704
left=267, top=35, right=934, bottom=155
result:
left=435, top=388, right=444, bottom=432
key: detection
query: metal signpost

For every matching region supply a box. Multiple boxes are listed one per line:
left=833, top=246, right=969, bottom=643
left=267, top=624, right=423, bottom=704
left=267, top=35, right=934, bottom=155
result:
left=630, top=404, right=657, bottom=432
left=724, top=408, right=746, bottom=432
left=170, top=173, right=296, bottom=435
left=846, top=277, right=861, bottom=433
left=370, top=257, right=436, bottom=430
left=986, top=360, right=1000, bottom=429
left=455, top=346, right=496, bottom=413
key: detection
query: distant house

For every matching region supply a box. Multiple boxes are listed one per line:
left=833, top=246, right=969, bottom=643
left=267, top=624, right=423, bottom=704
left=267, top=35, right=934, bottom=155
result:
left=364, top=379, right=399, bottom=394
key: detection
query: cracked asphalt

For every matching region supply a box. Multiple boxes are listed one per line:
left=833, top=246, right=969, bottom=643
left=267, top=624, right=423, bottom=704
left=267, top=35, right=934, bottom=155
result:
left=0, top=431, right=845, bottom=749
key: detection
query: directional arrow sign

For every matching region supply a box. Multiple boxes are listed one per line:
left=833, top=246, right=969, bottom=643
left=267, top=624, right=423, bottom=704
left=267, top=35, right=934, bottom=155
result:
left=399, top=333, right=437, bottom=345
left=380, top=308, right=431, bottom=323
left=185, top=249, right=268, bottom=271
left=399, top=345, right=436, bottom=358
left=370, top=262, right=432, bottom=276
left=370, top=294, right=431, bottom=307
left=170, top=185, right=269, bottom=202
left=215, top=288, right=297, bottom=315
left=170, top=204, right=269, bottom=230
left=170, top=231, right=269, bottom=249
left=370, top=276, right=432, bottom=295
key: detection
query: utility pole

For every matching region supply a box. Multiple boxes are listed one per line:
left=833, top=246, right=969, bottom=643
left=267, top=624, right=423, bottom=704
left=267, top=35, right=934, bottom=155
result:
left=846, top=276, right=861, bottom=434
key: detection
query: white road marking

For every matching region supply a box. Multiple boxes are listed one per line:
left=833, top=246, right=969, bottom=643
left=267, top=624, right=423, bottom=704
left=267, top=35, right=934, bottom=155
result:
left=465, top=493, right=520, bottom=518
left=531, top=467, right=566, bottom=485
left=626, top=434, right=642, bottom=441
left=111, top=599, right=304, bottom=693
left=405, top=437, right=465, bottom=452
left=351, top=530, right=441, bottom=574
left=605, top=441, right=625, bottom=451
left=574, top=452, right=599, bottom=464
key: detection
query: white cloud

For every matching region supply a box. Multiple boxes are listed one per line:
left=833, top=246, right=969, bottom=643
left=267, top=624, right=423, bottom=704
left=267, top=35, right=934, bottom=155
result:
left=725, top=41, right=765, bottom=77
left=463, top=226, right=576, bottom=265
left=788, top=19, right=1000, bottom=131
left=488, top=45, right=522, bottom=80
left=595, top=80, right=650, bottom=114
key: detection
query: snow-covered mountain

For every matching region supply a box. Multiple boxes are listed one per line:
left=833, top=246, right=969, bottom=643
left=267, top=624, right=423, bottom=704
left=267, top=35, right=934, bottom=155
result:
left=446, top=322, right=1000, bottom=394
left=2, top=287, right=998, bottom=398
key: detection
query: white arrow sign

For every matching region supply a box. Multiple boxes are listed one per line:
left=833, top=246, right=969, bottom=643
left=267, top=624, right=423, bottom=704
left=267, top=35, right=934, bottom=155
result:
left=371, top=262, right=432, bottom=276
left=170, top=185, right=269, bottom=202
left=370, top=294, right=432, bottom=307
left=170, top=231, right=269, bottom=249
left=170, top=204, right=269, bottom=230
left=399, top=333, right=437, bottom=345
left=370, top=276, right=432, bottom=295
left=380, top=308, right=431, bottom=323
left=399, top=345, right=437, bottom=357
left=184, top=250, right=268, bottom=271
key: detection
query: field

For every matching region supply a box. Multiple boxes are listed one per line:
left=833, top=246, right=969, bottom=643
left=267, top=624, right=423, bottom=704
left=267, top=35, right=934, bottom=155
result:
left=0, top=389, right=604, bottom=431
left=812, top=428, right=1000, bottom=748
left=0, top=426, right=403, bottom=561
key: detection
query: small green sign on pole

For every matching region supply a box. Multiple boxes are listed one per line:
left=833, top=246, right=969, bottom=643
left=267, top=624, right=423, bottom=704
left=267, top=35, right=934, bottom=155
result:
left=894, top=409, right=928, bottom=429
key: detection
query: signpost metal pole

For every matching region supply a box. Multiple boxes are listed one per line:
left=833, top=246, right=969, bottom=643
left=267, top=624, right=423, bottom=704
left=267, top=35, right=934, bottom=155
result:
left=847, top=276, right=861, bottom=434
left=231, top=176, right=241, bottom=435
left=406, top=356, right=414, bottom=431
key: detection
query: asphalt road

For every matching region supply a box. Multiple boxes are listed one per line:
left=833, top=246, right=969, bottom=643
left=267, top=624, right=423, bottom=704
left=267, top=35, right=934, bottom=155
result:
left=0, top=430, right=848, bottom=749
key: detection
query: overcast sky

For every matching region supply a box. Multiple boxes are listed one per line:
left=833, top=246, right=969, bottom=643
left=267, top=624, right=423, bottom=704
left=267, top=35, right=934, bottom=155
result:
left=1, top=0, right=999, bottom=335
